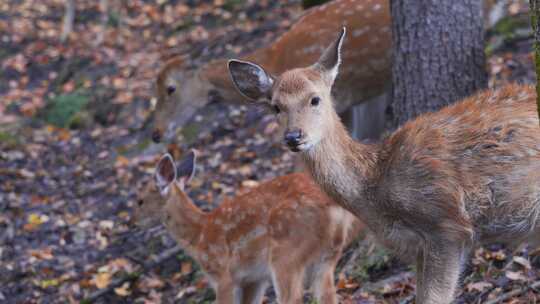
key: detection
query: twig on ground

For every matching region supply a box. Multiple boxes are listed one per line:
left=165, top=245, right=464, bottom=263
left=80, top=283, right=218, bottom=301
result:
left=484, top=280, right=540, bottom=304
left=358, top=271, right=414, bottom=294
left=82, top=245, right=183, bottom=303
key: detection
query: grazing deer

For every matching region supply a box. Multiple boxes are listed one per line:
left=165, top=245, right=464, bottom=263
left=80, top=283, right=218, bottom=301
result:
left=228, top=28, right=540, bottom=304
left=134, top=151, right=364, bottom=303
left=150, top=0, right=391, bottom=143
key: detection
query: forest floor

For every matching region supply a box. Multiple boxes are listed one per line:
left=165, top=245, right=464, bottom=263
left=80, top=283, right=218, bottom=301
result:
left=1, top=0, right=539, bottom=303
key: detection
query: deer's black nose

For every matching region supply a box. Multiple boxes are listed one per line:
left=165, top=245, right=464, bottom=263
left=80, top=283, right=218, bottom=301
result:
left=152, top=129, right=162, bottom=143
left=284, top=129, right=302, bottom=147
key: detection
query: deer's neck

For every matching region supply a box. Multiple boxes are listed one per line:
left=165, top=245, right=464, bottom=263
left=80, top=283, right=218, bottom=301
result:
left=201, top=59, right=245, bottom=102
left=163, top=186, right=206, bottom=255
left=302, top=112, right=379, bottom=221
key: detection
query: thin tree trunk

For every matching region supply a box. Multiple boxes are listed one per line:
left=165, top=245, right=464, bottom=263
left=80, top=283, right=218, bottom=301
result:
left=96, top=0, right=109, bottom=46
left=530, top=0, right=540, bottom=125
left=61, top=0, right=75, bottom=42
left=390, top=0, right=487, bottom=126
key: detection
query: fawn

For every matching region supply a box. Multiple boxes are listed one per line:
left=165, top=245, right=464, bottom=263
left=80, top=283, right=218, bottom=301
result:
left=150, top=0, right=391, bottom=143
left=133, top=150, right=364, bottom=303
left=228, top=28, right=540, bottom=303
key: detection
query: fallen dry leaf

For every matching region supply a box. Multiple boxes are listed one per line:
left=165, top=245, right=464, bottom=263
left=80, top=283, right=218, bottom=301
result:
left=181, top=261, right=193, bottom=276
left=115, top=155, right=130, bottom=168
left=466, top=281, right=493, bottom=292
left=114, top=282, right=131, bottom=296
left=29, top=248, right=54, bottom=260
left=93, top=272, right=111, bottom=289
left=505, top=270, right=527, bottom=281
left=175, top=286, right=197, bottom=300
left=24, top=213, right=49, bottom=231
left=512, top=256, right=531, bottom=270
left=241, top=180, right=259, bottom=188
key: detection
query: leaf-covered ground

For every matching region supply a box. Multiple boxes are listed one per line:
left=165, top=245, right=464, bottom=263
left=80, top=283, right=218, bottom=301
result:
left=1, top=0, right=539, bottom=303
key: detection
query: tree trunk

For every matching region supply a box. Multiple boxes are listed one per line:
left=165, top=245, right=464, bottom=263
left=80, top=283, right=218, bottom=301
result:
left=530, top=0, right=540, bottom=125
left=60, top=0, right=75, bottom=42
left=390, top=0, right=487, bottom=126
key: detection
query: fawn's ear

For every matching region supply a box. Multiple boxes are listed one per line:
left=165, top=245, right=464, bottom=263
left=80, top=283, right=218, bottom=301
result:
left=314, top=27, right=346, bottom=85
left=155, top=153, right=177, bottom=195
left=228, top=59, right=274, bottom=102
left=176, top=149, right=196, bottom=189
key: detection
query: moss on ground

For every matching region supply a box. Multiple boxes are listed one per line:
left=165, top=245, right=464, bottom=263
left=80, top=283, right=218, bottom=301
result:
left=43, top=91, right=89, bottom=128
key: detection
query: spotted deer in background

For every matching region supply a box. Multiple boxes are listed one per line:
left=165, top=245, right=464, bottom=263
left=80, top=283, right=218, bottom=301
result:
left=133, top=150, right=365, bottom=303
left=228, top=28, right=540, bottom=304
left=150, top=0, right=392, bottom=143
left=150, top=0, right=505, bottom=143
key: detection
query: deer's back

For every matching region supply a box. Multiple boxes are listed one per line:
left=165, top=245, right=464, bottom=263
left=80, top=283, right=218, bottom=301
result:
left=376, top=84, right=540, bottom=243
left=198, top=173, right=361, bottom=278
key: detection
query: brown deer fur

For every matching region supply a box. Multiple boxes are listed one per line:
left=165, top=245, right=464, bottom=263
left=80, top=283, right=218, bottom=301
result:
left=228, top=28, right=540, bottom=304
left=151, top=0, right=391, bottom=141
left=134, top=152, right=364, bottom=304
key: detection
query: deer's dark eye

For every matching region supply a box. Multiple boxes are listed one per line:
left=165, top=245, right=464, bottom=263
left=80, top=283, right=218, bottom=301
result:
left=310, top=96, right=321, bottom=106
left=166, top=86, right=176, bottom=95
left=137, top=200, right=144, bottom=206
left=273, top=105, right=281, bottom=114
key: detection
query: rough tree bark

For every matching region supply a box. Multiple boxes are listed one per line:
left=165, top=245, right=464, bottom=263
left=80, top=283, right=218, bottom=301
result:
left=530, top=0, right=540, bottom=124
left=390, top=0, right=487, bottom=126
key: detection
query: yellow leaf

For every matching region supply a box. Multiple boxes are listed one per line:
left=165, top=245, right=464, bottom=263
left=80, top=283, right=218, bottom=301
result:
left=28, top=213, right=43, bottom=225
left=57, top=129, right=71, bottom=142
left=115, top=156, right=130, bottom=168
left=93, top=272, right=111, bottom=289
left=36, top=278, right=59, bottom=289
left=25, top=213, right=49, bottom=231
left=117, top=211, right=130, bottom=220
left=45, top=125, right=56, bottom=133
left=114, top=282, right=131, bottom=296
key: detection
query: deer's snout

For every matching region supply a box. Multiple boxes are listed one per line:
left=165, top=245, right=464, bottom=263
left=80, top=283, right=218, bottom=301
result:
left=284, top=129, right=303, bottom=151
left=152, top=129, right=162, bottom=143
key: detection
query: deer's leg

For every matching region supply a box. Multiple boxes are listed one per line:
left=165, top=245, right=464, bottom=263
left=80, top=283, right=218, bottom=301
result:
left=419, top=239, right=466, bottom=304
left=215, top=281, right=236, bottom=304
left=415, top=248, right=426, bottom=303
left=311, top=261, right=339, bottom=304
left=270, top=261, right=305, bottom=304
left=527, top=226, right=540, bottom=250
left=240, top=281, right=269, bottom=304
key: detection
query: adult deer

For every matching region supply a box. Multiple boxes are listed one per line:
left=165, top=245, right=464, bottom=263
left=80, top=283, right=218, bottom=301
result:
left=150, top=0, right=391, bottom=143
left=228, top=28, right=540, bottom=304
left=134, top=151, right=364, bottom=303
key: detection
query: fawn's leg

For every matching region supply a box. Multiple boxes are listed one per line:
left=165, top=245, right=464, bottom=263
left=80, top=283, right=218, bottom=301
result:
left=420, top=239, right=466, bottom=304
left=311, top=261, right=339, bottom=304
left=270, top=262, right=305, bottom=304
left=240, top=281, right=269, bottom=304
left=215, top=281, right=236, bottom=304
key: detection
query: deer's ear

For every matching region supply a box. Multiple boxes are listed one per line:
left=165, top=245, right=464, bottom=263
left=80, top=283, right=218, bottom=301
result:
left=228, top=59, right=274, bottom=102
left=155, top=153, right=177, bottom=194
left=176, top=149, right=196, bottom=188
left=314, top=27, right=346, bottom=84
